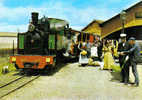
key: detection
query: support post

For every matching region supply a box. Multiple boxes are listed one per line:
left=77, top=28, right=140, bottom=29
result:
left=13, top=40, right=14, bottom=56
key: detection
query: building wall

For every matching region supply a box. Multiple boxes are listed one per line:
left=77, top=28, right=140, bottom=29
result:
left=101, top=2, right=142, bottom=38
left=0, top=37, right=17, bottom=49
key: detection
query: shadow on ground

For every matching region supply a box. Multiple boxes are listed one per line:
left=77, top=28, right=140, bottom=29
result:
left=110, top=71, right=121, bottom=82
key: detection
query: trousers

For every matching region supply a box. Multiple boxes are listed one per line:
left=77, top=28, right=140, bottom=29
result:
left=124, top=60, right=139, bottom=84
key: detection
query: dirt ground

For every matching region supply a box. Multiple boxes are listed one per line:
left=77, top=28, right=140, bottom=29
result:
left=1, top=63, right=142, bottom=100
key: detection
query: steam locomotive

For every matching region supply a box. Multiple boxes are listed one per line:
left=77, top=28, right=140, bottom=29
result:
left=10, top=12, right=72, bottom=70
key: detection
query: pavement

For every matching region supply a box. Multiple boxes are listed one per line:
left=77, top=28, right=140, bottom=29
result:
left=1, top=63, right=142, bottom=100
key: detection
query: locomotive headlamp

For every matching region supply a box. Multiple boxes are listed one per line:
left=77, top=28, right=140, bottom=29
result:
left=12, top=57, right=16, bottom=62
left=46, top=58, right=50, bottom=62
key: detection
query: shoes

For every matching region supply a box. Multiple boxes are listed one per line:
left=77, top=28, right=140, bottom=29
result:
left=109, top=69, right=113, bottom=72
left=133, top=83, right=139, bottom=87
left=130, top=82, right=139, bottom=87
left=124, top=80, right=129, bottom=85
left=120, top=80, right=124, bottom=83
left=136, top=83, right=139, bottom=87
left=124, top=82, right=128, bottom=85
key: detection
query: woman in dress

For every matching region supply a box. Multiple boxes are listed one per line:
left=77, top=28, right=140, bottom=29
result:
left=103, top=40, right=115, bottom=70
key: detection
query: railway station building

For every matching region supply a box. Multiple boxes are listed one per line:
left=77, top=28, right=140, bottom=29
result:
left=82, top=20, right=103, bottom=36
left=0, top=32, right=17, bottom=49
left=82, top=1, right=142, bottom=40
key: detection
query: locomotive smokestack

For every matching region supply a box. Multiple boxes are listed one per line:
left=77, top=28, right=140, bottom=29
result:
left=31, top=12, right=39, bottom=26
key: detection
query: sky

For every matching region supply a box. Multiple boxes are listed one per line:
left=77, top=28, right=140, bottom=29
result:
left=0, top=0, right=140, bottom=32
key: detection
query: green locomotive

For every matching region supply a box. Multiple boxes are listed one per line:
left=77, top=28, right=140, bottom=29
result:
left=10, top=12, right=72, bottom=69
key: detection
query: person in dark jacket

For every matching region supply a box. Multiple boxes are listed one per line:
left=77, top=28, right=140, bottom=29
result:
left=97, top=41, right=103, bottom=61
left=122, top=37, right=140, bottom=86
left=118, top=34, right=128, bottom=82
left=95, top=36, right=103, bottom=61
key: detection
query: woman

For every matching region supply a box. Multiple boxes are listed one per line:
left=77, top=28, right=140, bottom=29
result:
left=79, top=42, right=88, bottom=66
left=103, top=40, right=115, bottom=70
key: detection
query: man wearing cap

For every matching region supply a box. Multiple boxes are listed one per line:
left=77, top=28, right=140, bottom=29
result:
left=122, top=37, right=140, bottom=86
left=118, top=34, right=128, bottom=82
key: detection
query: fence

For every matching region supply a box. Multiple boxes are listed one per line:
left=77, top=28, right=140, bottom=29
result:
left=0, top=48, right=17, bottom=57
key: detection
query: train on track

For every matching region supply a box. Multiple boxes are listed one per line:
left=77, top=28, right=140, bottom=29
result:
left=10, top=12, right=73, bottom=70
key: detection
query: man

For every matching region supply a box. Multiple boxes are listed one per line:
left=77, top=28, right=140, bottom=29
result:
left=118, top=34, right=128, bottom=82
left=95, top=36, right=103, bottom=61
left=122, top=37, right=140, bottom=86
left=86, top=40, right=91, bottom=58
left=97, top=40, right=103, bottom=61
left=73, top=41, right=80, bottom=60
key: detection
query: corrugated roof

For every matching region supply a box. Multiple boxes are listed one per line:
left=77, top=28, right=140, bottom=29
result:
left=81, top=19, right=104, bottom=31
left=82, top=1, right=142, bottom=31
left=101, top=1, right=142, bottom=26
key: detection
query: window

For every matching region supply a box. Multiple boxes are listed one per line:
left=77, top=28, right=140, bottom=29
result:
left=135, top=12, right=142, bottom=19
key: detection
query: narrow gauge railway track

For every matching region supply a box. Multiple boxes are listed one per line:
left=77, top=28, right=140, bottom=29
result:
left=0, top=75, right=25, bottom=88
left=0, top=71, right=22, bottom=87
left=0, top=75, right=40, bottom=99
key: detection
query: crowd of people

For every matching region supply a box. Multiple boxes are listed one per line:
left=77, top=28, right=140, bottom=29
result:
left=69, top=34, right=141, bottom=87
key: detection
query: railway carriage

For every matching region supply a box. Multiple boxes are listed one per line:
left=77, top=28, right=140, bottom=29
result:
left=10, top=12, right=72, bottom=70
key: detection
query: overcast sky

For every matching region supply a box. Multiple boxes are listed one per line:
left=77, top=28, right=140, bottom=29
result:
left=0, top=0, right=140, bottom=32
